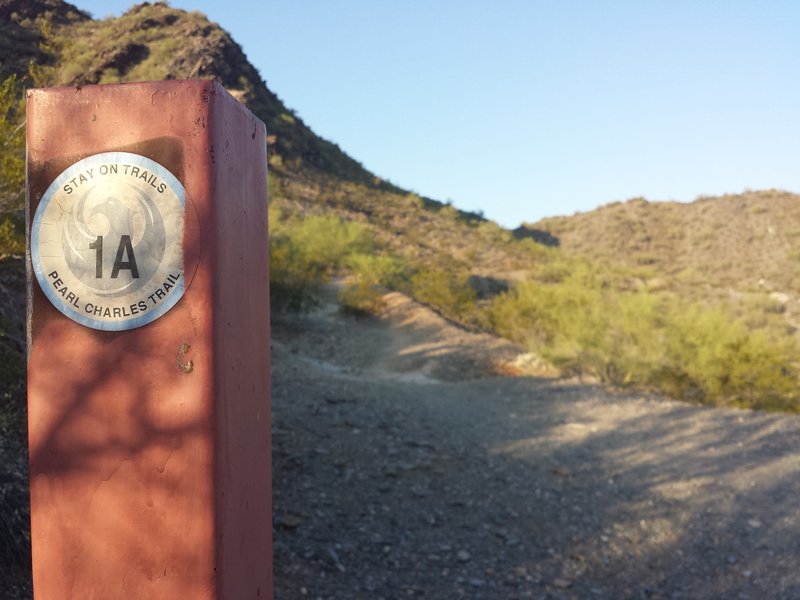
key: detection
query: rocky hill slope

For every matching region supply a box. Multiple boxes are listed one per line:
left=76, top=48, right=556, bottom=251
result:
left=525, top=189, right=800, bottom=299
left=2, top=0, right=376, bottom=185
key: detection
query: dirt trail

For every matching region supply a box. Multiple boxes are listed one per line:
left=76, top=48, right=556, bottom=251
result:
left=271, top=293, right=800, bottom=600
left=273, top=292, right=531, bottom=383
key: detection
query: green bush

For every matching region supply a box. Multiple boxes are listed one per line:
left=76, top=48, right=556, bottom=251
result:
left=268, top=208, right=374, bottom=311
left=490, top=267, right=800, bottom=410
left=0, top=217, right=24, bottom=257
left=339, top=254, right=408, bottom=315
left=405, top=265, right=482, bottom=327
left=0, top=75, right=26, bottom=216
left=660, top=304, right=799, bottom=410
left=285, top=214, right=373, bottom=268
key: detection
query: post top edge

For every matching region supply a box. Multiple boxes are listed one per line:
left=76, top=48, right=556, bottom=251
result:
left=27, top=79, right=219, bottom=98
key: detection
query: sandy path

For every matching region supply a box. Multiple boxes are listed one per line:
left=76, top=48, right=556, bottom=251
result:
left=271, top=293, right=800, bottom=599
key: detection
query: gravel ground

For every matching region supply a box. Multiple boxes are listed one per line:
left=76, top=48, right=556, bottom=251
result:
left=271, top=294, right=800, bottom=600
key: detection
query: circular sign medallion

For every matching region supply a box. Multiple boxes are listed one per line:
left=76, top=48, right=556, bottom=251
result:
left=31, top=152, right=186, bottom=331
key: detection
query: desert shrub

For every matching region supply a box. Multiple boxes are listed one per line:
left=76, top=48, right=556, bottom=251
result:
left=0, top=75, right=25, bottom=216
left=490, top=269, right=800, bottom=410
left=0, top=218, right=24, bottom=257
left=491, top=270, right=628, bottom=380
left=287, top=214, right=373, bottom=268
left=659, top=304, right=799, bottom=410
left=269, top=234, right=324, bottom=312
left=267, top=171, right=282, bottom=202
left=268, top=208, right=374, bottom=311
left=438, top=204, right=460, bottom=221
left=405, top=265, right=482, bottom=327
left=339, top=254, right=409, bottom=315
left=406, top=193, right=424, bottom=209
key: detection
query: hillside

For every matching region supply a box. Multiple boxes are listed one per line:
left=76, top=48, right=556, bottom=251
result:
left=525, top=190, right=800, bottom=297
left=1, top=0, right=380, bottom=186
left=0, top=0, right=798, bottom=415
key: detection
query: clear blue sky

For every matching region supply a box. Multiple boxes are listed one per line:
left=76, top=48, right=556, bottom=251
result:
left=73, top=1, right=800, bottom=227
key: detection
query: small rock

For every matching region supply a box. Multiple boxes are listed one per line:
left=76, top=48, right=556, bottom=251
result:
left=457, top=550, right=471, bottom=562
left=747, top=519, right=762, bottom=529
left=327, top=547, right=346, bottom=573
left=275, top=513, right=304, bottom=530
left=409, top=484, right=429, bottom=497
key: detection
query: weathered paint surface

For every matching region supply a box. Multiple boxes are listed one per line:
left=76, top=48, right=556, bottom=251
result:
left=26, top=80, right=271, bottom=599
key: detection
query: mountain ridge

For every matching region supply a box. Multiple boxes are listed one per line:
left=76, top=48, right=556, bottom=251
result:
left=0, top=0, right=405, bottom=194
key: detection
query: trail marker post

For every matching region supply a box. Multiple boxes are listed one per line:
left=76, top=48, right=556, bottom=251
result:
left=26, top=80, right=272, bottom=599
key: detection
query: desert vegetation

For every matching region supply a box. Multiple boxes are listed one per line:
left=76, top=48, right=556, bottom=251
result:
left=268, top=207, right=377, bottom=311
left=489, top=259, right=799, bottom=411
left=267, top=203, right=800, bottom=412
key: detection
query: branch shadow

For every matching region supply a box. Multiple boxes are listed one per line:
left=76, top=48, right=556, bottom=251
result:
left=271, top=351, right=800, bottom=599
left=25, top=318, right=215, bottom=599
